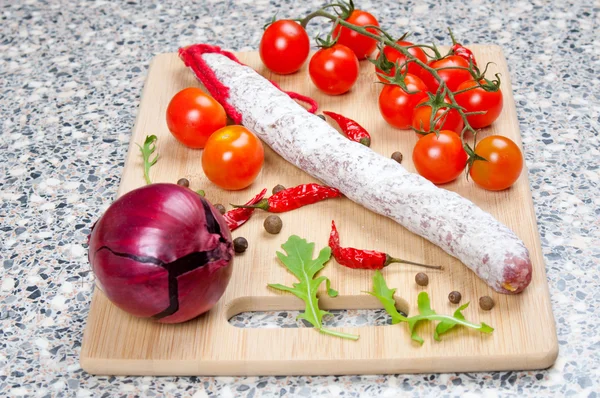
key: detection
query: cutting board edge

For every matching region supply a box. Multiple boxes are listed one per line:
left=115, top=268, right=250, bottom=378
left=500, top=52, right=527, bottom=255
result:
left=80, top=345, right=558, bottom=376
left=80, top=46, right=559, bottom=376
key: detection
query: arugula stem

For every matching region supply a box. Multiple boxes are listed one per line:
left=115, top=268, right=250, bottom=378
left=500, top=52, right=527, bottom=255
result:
left=319, top=327, right=360, bottom=340
left=409, top=314, right=488, bottom=331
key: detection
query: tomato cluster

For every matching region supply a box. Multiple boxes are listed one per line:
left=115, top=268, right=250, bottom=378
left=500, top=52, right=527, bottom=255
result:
left=166, top=88, right=264, bottom=191
left=370, top=39, right=520, bottom=189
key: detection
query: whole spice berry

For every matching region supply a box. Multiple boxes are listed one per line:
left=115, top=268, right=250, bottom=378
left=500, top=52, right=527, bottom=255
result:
left=479, top=296, right=495, bottom=311
left=177, top=178, right=190, bottom=188
left=272, top=184, right=286, bottom=195
left=415, top=272, right=429, bottom=286
left=233, top=237, right=248, bottom=253
left=448, top=291, right=462, bottom=304
left=214, top=203, right=226, bottom=215
left=317, top=114, right=326, bottom=121
left=391, top=151, right=403, bottom=164
left=264, top=215, right=283, bottom=234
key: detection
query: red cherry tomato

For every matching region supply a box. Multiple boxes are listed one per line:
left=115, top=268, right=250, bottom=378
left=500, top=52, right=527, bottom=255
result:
left=166, top=87, right=227, bottom=149
left=259, top=20, right=310, bottom=75
left=309, top=44, right=360, bottom=95
left=333, top=10, right=379, bottom=60
left=201, top=126, right=265, bottom=191
left=412, top=130, right=467, bottom=184
left=378, top=74, right=429, bottom=129
left=375, top=40, right=428, bottom=82
left=419, top=55, right=472, bottom=93
left=454, top=80, right=504, bottom=128
left=411, top=97, right=464, bottom=135
left=470, top=135, right=522, bottom=191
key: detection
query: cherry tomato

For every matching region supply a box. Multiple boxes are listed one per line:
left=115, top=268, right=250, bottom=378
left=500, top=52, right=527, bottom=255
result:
left=375, top=40, right=428, bottom=82
left=454, top=80, right=503, bottom=128
left=309, top=44, right=359, bottom=95
left=166, top=88, right=226, bottom=149
left=378, top=74, right=428, bottom=129
left=333, top=10, right=379, bottom=59
left=470, top=135, right=522, bottom=191
left=201, top=126, right=264, bottom=191
left=419, top=55, right=472, bottom=93
left=412, top=130, right=467, bottom=184
left=411, top=97, right=464, bottom=135
left=259, top=20, right=310, bottom=75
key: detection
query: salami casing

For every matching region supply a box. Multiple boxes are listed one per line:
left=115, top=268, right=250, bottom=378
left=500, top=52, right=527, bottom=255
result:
left=181, top=45, right=532, bottom=294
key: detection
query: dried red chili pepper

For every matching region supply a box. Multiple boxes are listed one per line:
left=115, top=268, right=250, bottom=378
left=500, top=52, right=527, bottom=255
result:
left=322, top=111, right=371, bottom=147
left=328, top=220, right=442, bottom=270
left=232, top=183, right=342, bottom=213
left=448, top=28, right=477, bottom=66
left=223, top=188, right=267, bottom=231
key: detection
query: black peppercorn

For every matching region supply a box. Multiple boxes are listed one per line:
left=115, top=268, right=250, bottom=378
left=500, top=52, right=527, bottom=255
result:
left=264, top=215, right=283, bottom=234
left=233, top=237, right=248, bottom=253
left=479, top=296, right=495, bottom=311
left=415, top=272, right=429, bottom=286
left=448, top=291, right=462, bottom=304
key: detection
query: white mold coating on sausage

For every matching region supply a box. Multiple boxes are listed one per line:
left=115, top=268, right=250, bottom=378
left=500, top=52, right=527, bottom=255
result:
left=200, top=53, right=532, bottom=294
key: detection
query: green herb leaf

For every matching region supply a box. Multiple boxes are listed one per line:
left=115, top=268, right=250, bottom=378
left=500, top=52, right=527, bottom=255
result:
left=268, top=235, right=358, bottom=341
left=196, top=189, right=205, bottom=197
left=368, top=273, right=493, bottom=345
left=324, top=277, right=338, bottom=298
left=365, top=271, right=406, bottom=324
left=136, top=135, right=158, bottom=185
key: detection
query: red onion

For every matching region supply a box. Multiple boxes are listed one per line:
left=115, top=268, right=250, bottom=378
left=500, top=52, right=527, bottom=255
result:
left=88, top=183, right=233, bottom=323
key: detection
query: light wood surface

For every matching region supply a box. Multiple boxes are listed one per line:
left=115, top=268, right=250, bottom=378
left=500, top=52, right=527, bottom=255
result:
left=80, top=46, right=558, bottom=376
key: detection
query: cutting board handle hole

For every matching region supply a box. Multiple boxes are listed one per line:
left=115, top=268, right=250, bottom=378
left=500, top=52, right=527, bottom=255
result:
left=225, top=294, right=409, bottom=328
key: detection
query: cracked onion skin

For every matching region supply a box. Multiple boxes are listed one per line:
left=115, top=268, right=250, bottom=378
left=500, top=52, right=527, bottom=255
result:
left=88, top=183, right=234, bottom=323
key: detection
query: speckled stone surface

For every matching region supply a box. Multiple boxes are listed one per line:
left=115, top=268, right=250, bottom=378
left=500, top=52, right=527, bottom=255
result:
left=1, top=0, right=598, bottom=396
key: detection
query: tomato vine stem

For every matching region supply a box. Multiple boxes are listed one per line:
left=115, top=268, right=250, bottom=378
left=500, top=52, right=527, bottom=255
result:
left=299, top=8, right=485, bottom=155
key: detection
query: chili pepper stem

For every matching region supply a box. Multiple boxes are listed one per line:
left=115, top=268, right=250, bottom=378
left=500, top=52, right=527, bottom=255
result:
left=384, top=254, right=443, bottom=270
left=231, top=198, right=269, bottom=211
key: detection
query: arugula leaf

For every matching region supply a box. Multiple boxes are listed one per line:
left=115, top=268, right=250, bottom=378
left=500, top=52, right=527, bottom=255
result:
left=365, top=271, right=406, bottom=324
left=137, top=135, right=158, bottom=185
left=367, top=272, right=493, bottom=345
left=268, top=235, right=358, bottom=341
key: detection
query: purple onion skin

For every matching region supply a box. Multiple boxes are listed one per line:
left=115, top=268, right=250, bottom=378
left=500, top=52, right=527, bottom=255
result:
left=88, top=183, right=234, bottom=323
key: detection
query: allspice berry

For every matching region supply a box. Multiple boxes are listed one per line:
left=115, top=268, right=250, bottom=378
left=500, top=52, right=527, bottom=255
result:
left=177, top=178, right=190, bottom=188
left=264, top=215, right=283, bottom=234
left=391, top=151, right=403, bottom=164
left=214, top=203, right=226, bottom=215
left=272, top=184, right=286, bottom=195
left=415, top=272, right=429, bottom=286
left=233, top=237, right=248, bottom=253
left=448, top=291, right=462, bottom=304
left=479, top=296, right=495, bottom=311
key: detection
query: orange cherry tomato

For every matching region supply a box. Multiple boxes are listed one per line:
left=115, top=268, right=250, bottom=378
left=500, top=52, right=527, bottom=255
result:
left=201, top=126, right=264, bottom=191
left=470, top=135, right=523, bottom=191
left=166, top=87, right=226, bottom=149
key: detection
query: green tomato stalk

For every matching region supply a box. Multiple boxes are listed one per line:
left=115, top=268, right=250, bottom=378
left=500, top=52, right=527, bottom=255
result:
left=299, top=5, right=500, bottom=169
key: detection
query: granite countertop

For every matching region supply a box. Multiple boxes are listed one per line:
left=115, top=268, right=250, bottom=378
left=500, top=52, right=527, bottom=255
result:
left=1, top=0, right=599, bottom=396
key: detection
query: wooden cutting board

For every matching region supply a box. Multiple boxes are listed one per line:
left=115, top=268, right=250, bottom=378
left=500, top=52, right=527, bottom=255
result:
left=80, top=46, right=557, bottom=375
